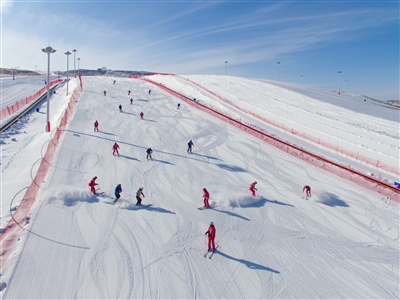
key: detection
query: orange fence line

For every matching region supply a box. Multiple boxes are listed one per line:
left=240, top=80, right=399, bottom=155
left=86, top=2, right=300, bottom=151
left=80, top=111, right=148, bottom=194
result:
left=0, top=84, right=83, bottom=269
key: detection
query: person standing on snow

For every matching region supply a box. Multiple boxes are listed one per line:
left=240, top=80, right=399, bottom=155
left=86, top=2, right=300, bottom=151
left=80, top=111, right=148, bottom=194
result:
left=303, top=185, right=311, bottom=197
left=119, top=104, right=123, bottom=112
left=136, top=187, right=145, bottom=205
left=113, top=142, right=120, bottom=156
left=94, top=120, right=99, bottom=132
left=187, top=140, right=194, bottom=154
left=249, top=181, right=257, bottom=196
left=203, top=188, right=210, bottom=208
left=128, top=90, right=131, bottom=95
left=140, top=112, right=144, bottom=119
left=114, top=184, right=122, bottom=203
left=205, top=222, right=216, bottom=252
left=146, top=147, right=153, bottom=160
left=88, top=176, right=98, bottom=194
left=103, top=90, right=107, bottom=96
left=148, top=89, right=151, bottom=94
left=130, top=98, right=133, bottom=105
left=177, top=103, right=181, bottom=109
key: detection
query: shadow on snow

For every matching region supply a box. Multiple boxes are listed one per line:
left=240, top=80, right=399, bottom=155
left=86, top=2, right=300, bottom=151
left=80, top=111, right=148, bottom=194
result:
left=216, top=251, right=280, bottom=273
left=212, top=208, right=251, bottom=221
left=217, top=163, right=246, bottom=172
left=124, top=204, right=176, bottom=214
left=316, top=192, right=349, bottom=207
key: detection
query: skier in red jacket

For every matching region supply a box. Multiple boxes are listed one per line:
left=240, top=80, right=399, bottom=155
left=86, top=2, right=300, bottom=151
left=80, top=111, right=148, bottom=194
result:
left=205, top=222, right=216, bottom=252
left=303, top=185, right=311, bottom=197
left=140, top=112, right=144, bottom=119
left=112, top=142, right=120, bottom=156
left=88, top=176, right=98, bottom=194
left=103, top=90, right=107, bottom=96
left=94, top=120, right=99, bottom=132
left=249, top=181, right=257, bottom=196
left=203, top=188, right=210, bottom=208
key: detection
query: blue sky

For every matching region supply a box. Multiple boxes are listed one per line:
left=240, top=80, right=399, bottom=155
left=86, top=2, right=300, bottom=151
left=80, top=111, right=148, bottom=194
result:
left=1, top=0, right=399, bottom=100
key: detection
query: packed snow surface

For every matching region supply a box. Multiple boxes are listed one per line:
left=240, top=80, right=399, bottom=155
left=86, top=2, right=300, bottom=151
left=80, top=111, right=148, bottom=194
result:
left=1, top=75, right=398, bottom=299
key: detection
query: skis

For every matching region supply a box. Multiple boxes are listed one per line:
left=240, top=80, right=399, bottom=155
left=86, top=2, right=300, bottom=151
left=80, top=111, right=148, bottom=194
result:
left=203, top=246, right=219, bottom=259
left=198, top=206, right=211, bottom=210
left=198, top=204, right=214, bottom=210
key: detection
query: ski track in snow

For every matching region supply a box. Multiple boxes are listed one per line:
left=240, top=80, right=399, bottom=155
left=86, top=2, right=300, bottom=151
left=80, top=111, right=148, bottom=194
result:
left=1, top=76, right=398, bottom=299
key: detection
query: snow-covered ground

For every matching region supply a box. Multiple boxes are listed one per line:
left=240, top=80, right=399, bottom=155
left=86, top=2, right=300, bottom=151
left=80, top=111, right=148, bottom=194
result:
left=0, top=75, right=398, bottom=299
left=0, top=75, right=59, bottom=108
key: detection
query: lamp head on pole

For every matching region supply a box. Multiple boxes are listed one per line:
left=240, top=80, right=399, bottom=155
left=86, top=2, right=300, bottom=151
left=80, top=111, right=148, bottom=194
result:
left=42, top=46, right=56, bottom=54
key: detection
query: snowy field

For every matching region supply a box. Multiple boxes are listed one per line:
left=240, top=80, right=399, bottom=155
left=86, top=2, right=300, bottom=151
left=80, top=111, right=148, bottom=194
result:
left=0, top=75, right=399, bottom=299
left=0, top=75, right=59, bottom=108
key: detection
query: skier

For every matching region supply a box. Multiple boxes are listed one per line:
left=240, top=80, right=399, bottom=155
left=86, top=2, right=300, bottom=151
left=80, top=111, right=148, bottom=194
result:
left=88, top=176, right=98, bottom=194
left=303, top=185, right=311, bottom=197
left=113, top=80, right=116, bottom=84
left=130, top=98, right=133, bottom=105
left=187, top=140, right=194, bottom=154
left=113, top=142, right=120, bottom=156
left=204, top=222, right=216, bottom=252
left=119, top=104, right=123, bottom=112
left=146, top=147, right=153, bottom=160
left=140, top=112, right=144, bottom=119
left=103, top=90, right=107, bottom=96
left=177, top=103, right=181, bottom=109
left=203, top=188, right=210, bottom=208
left=148, top=89, right=151, bottom=94
left=114, top=184, right=122, bottom=203
left=249, top=181, right=257, bottom=196
left=136, top=187, right=145, bottom=205
left=128, top=90, right=131, bottom=95
left=94, top=120, right=99, bottom=132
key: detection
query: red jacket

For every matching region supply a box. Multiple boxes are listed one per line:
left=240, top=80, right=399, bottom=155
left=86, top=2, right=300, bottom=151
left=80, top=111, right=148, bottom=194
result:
left=203, top=189, right=209, bottom=199
left=94, top=121, right=98, bottom=127
left=206, top=225, right=216, bottom=239
left=113, top=143, right=119, bottom=150
left=88, top=178, right=97, bottom=187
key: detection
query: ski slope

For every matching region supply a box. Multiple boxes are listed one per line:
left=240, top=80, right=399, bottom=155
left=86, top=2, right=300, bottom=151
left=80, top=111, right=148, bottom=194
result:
left=1, top=75, right=399, bottom=299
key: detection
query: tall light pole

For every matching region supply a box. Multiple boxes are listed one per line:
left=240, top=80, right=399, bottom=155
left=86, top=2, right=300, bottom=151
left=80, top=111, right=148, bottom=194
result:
left=65, top=51, right=72, bottom=95
left=72, top=49, right=77, bottom=76
left=12, top=67, right=19, bottom=80
left=77, top=58, right=81, bottom=73
left=337, top=71, right=342, bottom=95
left=41, top=46, right=57, bottom=132
left=277, top=62, right=281, bottom=81
left=225, top=61, right=228, bottom=75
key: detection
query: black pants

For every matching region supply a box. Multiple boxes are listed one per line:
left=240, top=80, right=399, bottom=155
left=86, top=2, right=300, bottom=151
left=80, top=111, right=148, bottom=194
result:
left=115, top=193, right=120, bottom=199
left=136, top=196, right=142, bottom=205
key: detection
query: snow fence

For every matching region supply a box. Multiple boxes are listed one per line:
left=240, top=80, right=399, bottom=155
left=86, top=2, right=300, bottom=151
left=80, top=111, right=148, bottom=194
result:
left=0, top=79, right=63, bottom=121
left=138, top=76, right=400, bottom=203
left=0, top=83, right=83, bottom=269
left=175, top=75, right=399, bottom=177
